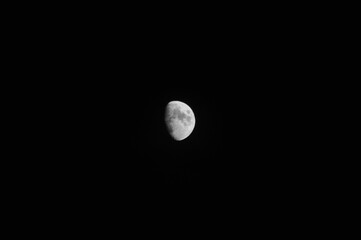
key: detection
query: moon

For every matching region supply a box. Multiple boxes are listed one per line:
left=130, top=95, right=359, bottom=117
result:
left=165, top=101, right=195, bottom=141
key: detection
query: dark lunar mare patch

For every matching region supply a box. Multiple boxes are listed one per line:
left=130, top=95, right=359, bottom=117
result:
left=168, top=107, right=192, bottom=126
left=173, top=108, right=187, bottom=121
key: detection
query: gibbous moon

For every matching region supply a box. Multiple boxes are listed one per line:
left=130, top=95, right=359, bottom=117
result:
left=165, top=101, right=195, bottom=141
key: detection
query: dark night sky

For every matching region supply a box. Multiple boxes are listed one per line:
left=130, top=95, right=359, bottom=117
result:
left=43, top=20, right=314, bottom=191
left=22, top=5, right=325, bottom=210
left=10, top=4, right=335, bottom=233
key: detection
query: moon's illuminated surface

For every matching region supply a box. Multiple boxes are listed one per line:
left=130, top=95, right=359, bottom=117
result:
left=165, top=101, right=195, bottom=141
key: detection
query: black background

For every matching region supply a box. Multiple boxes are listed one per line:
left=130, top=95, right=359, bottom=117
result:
left=24, top=6, right=319, bottom=190
left=11, top=4, right=332, bottom=231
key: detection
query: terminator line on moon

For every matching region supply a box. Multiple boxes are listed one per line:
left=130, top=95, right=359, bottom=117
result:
left=165, top=101, right=195, bottom=141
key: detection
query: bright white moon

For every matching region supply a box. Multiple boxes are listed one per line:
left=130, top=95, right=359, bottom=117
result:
left=165, top=101, right=195, bottom=141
